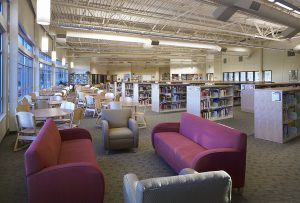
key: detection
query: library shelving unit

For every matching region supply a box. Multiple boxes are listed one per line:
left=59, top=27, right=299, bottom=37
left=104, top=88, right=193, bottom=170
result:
left=241, top=82, right=300, bottom=113
left=187, top=85, right=234, bottom=121
left=122, top=82, right=134, bottom=98
left=254, top=87, right=300, bottom=143
left=69, top=74, right=89, bottom=85
left=216, top=82, right=241, bottom=106
left=133, top=83, right=152, bottom=106
left=151, top=83, right=188, bottom=112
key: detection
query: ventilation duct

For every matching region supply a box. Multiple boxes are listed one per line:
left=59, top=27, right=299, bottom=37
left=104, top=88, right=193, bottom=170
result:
left=213, top=0, right=300, bottom=38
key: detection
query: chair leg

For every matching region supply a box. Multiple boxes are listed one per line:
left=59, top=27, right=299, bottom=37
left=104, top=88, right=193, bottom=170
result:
left=14, top=135, right=30, bottom=152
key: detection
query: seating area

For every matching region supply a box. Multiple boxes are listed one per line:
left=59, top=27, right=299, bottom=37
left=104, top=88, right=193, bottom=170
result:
left=1, top=0, right=300, bottom=203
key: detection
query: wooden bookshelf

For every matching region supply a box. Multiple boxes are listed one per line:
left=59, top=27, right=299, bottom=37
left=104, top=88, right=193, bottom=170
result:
left=187, top=85, right=234, bottom=121
left=254, top=87, right=300, bottom=143
left=133, top=83, right=152, bottom=106
left=151, top=83, right=187, bottom=112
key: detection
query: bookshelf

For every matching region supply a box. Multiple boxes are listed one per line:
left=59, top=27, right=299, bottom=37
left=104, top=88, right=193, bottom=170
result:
left=241, top=82, right=300, bottom=113
left=122, top=82, right=134, bottom=98
left=151, top=83, right=187, bottom=112
left=69, top=74, right=89, bottom=85
left=133, top=83, right=152, bottom=106
left=187, top=85, right=234, bottom=121
left=254, top=87, right=300, bottom=143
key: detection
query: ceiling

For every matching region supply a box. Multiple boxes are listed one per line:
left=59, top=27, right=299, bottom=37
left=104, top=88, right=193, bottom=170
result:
left=49, top=0, right=300, bottom=64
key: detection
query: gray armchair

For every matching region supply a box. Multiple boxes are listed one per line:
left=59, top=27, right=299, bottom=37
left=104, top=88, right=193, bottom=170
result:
left=101, top=109, right=139, bottom=151
left=123, top=168, right=232, bottom=203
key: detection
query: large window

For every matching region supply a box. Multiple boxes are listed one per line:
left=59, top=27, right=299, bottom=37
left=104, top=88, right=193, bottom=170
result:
left=263, top=70, right=272, bottom=82
left=18, top=34, right=33, bottom=53
left=39, top=52, right=52, bottom=89
left=18, top=52, right=33, bottom=97
left=55, top=59, right=68, bottom=85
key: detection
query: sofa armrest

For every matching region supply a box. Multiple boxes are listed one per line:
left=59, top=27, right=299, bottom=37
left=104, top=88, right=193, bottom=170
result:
left=101, top=120, right=109, bottom=150
left=151, top=122, right=180, bottom=148
left=59, top=128, right=92, bottom=141
left=27, top=163, right=105, bottom=203
left=128, top=118, right=139, bottom=148
left=192, top=148, right=246, bottom=188
left=123, top=173, right=139, bottom=203
left=179, top=168, right=198, bottom=175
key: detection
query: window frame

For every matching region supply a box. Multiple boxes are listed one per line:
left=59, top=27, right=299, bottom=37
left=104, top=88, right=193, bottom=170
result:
left=263, top=70, right=272, bottom=82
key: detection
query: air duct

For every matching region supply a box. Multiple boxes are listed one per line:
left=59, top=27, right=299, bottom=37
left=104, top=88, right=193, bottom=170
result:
left=213, top=0, right=300, bottom=38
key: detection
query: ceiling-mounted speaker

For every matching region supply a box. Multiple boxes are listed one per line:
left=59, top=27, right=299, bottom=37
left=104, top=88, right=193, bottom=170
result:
left=221, top=47, right=227, bottom=52
left=249, top=1, right=261, bottom=11
left=151, top=41, right=159, bottom=45
left=223, top=58, right=227, bottom=64
left=288, top=50, right=295, bottom=56
left=239, top=56, right=243, bottom=62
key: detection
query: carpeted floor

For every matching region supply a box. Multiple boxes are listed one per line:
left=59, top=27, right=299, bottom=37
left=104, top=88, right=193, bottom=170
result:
left=1, top=107, right=300, bottom=203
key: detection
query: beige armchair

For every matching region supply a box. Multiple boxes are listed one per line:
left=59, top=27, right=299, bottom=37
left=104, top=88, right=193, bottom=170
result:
left=101, top=109, right=139, bottom=152
left=123, top=169, right=232, bottom=203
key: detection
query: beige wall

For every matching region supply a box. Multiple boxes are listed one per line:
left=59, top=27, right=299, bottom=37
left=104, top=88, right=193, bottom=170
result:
left=19, top=0, right=35, bottom=40
left=70, top=58, right=91, bottom=74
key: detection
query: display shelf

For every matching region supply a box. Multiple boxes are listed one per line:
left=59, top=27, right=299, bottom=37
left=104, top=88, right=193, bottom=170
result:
left=187, top=85, right=234, bottom=121
left=151, top=84, right=187, bottom=112
left=254, top=87, right=300, bottom=143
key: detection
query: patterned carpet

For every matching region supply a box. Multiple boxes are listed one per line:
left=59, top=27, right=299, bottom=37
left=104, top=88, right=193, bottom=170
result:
left=1, top=107, right=300, bottom=203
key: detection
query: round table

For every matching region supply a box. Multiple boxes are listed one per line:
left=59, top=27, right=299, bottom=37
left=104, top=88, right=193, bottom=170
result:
left=48, top=100, right=64, bottom=106
left=34, top=108, right=73, bottom=119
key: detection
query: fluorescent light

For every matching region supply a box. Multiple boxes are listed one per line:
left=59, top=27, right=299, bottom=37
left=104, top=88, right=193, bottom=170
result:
left=294, top=44, right=300, bottom=51
left=66, top=31, right=152, bottom=45
left=70, top=62, right=74, bottom=68
left=41, top=36, right=49, bottom=52
left=36, top=0, right=51, bottom=25
left=294, top=10, right=300, bottom=15
left=159, top=40, right=222, bottom=51
left=275, top=2, right=293, bottom=11
left=51, top=51, right=56, bottom=62
left=62, top=57, right=66, bottom=66
left=268, top=0, right=275, bottom=2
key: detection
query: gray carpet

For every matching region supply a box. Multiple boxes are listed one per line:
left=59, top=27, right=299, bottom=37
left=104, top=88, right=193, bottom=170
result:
left=1, top=107, right=300, bottom=203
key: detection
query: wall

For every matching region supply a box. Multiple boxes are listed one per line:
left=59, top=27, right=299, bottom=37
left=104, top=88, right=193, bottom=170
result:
left=170, top=60, right=205, bottom=80
left=70, top=58, right=91, bottom=74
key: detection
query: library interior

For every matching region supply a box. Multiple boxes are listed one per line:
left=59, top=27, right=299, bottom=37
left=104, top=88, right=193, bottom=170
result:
left=1, top=0, right=300, bottom=203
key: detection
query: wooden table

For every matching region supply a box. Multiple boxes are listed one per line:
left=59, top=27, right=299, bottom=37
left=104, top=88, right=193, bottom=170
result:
left=121, top=102, right=140, bottom=113
left=48, top=100, right=64, bottom=106
left=34, top=108, right=73, bottom=119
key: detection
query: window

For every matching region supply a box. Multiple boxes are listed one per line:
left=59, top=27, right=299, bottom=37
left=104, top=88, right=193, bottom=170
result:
left=263, top=70, right=272, bottom=82
left=246, top=71, right=254, bottom=81
left=18, top=51, right=33, bottom=97
left=228, top=72, right=234, bottom=81
left=223, top=72, right=229, bottom=81
left=234, top=72, right=240, bottom=82
left=39, top=63, right=52, bottom=89
left=240, top=72, right=246, bottom=81
left=56, top=68, right=65, bottom=85
left=18, top=34, right=33, bottom=53
left=255, top=71, right=260, bottom=82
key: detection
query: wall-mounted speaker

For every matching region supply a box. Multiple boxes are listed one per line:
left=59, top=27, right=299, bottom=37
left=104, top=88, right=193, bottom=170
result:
left=239, top=56, right=243, bottom=62
left=288, top=50, right=295, bottom=56
left=223, top=58, right=227, bottom=64
left=151, top=41, right=159, bottom=45
left=221, top=47, right=227, bottom=52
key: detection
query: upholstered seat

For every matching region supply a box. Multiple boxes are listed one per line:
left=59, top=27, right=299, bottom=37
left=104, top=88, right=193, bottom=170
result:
left=101, top=109, right=139, bottom=152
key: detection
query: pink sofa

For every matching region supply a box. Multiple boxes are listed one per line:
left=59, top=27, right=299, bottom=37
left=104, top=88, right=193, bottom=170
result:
left=151, top=112, right=247, bottom=188
left=24, top=119, right=105, bottom=203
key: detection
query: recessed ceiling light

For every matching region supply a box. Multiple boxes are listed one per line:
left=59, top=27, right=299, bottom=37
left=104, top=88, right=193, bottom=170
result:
left=293, top=10, right=300, bottom=15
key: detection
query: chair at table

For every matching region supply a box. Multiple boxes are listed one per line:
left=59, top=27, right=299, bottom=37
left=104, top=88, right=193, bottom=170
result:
left=109, top=101, right=122, bottom=109
left=50, top=95, right=63, bottom=101
left=133, top=105, right=147, bottom=129
left=77, top=92, right=86, bottom=107
left=54, top=101, right=76, bottom=124
left=95, top=98, right=106, bottom=125
left=16, top=104, right=30, bottom=113
left=84, top=95, right=97, bottom=117
left=105, top=92, right=115, bottom=101
left=57, top=107, right=84, bottom=130
left=14, top=112, right=39, bottom=151
left=29, top=93, right=37, bottom=102
left=101, top=108, right=139, bottom=152
left=22, top=96, right=35, bottom=109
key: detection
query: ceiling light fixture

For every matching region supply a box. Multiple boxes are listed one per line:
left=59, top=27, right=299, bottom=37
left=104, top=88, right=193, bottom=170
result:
left=274, top=2, right=293, bottom=11
left=66, top=31, right=152, bottom=45
left=159, top=40, right=222, bottom=51
left=70, top=61, right=74, bottom=68
left=41, top=36, right=49, bottom=52
left=293, top=10, right=300, bottom=15
left=36, top=0, right=51, bottom=25
left=51, top=51, right=56, bottom=62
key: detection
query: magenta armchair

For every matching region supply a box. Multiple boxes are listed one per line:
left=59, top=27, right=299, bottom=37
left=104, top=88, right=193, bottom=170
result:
left=24, top=119, right=105, bottom=203
left=151, top=113, right=247, bottom=188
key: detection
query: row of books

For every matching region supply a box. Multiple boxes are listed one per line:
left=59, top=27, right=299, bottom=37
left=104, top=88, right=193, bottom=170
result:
left=201, top=108, right=231, bottom=119
left=283, top=125, right=297, bottom=139
left=125, top=84, right=133, bottom=89
left=139, top=98, right=151, bottom=105
left=201, top=98, right=230, bottom=109
left=160, top=86, right=186, bottom=94
left=160, top=103, right=186, bottom=110
left=201, top=89, right=229, bottom=98
left=283, top=93, right=297, bottom=107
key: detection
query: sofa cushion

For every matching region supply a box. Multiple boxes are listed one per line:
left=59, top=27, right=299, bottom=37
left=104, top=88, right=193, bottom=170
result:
left=109, top=127, right=133, bottom=139
left=102, top=109, right=131, bottom=128
left=58, top=139, right=97, bottom=166
left=179, top=113, right=245, bottom=150
left=154, top=132, right=206, bottom=172
left=25, top=119, right=61, bottom=176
